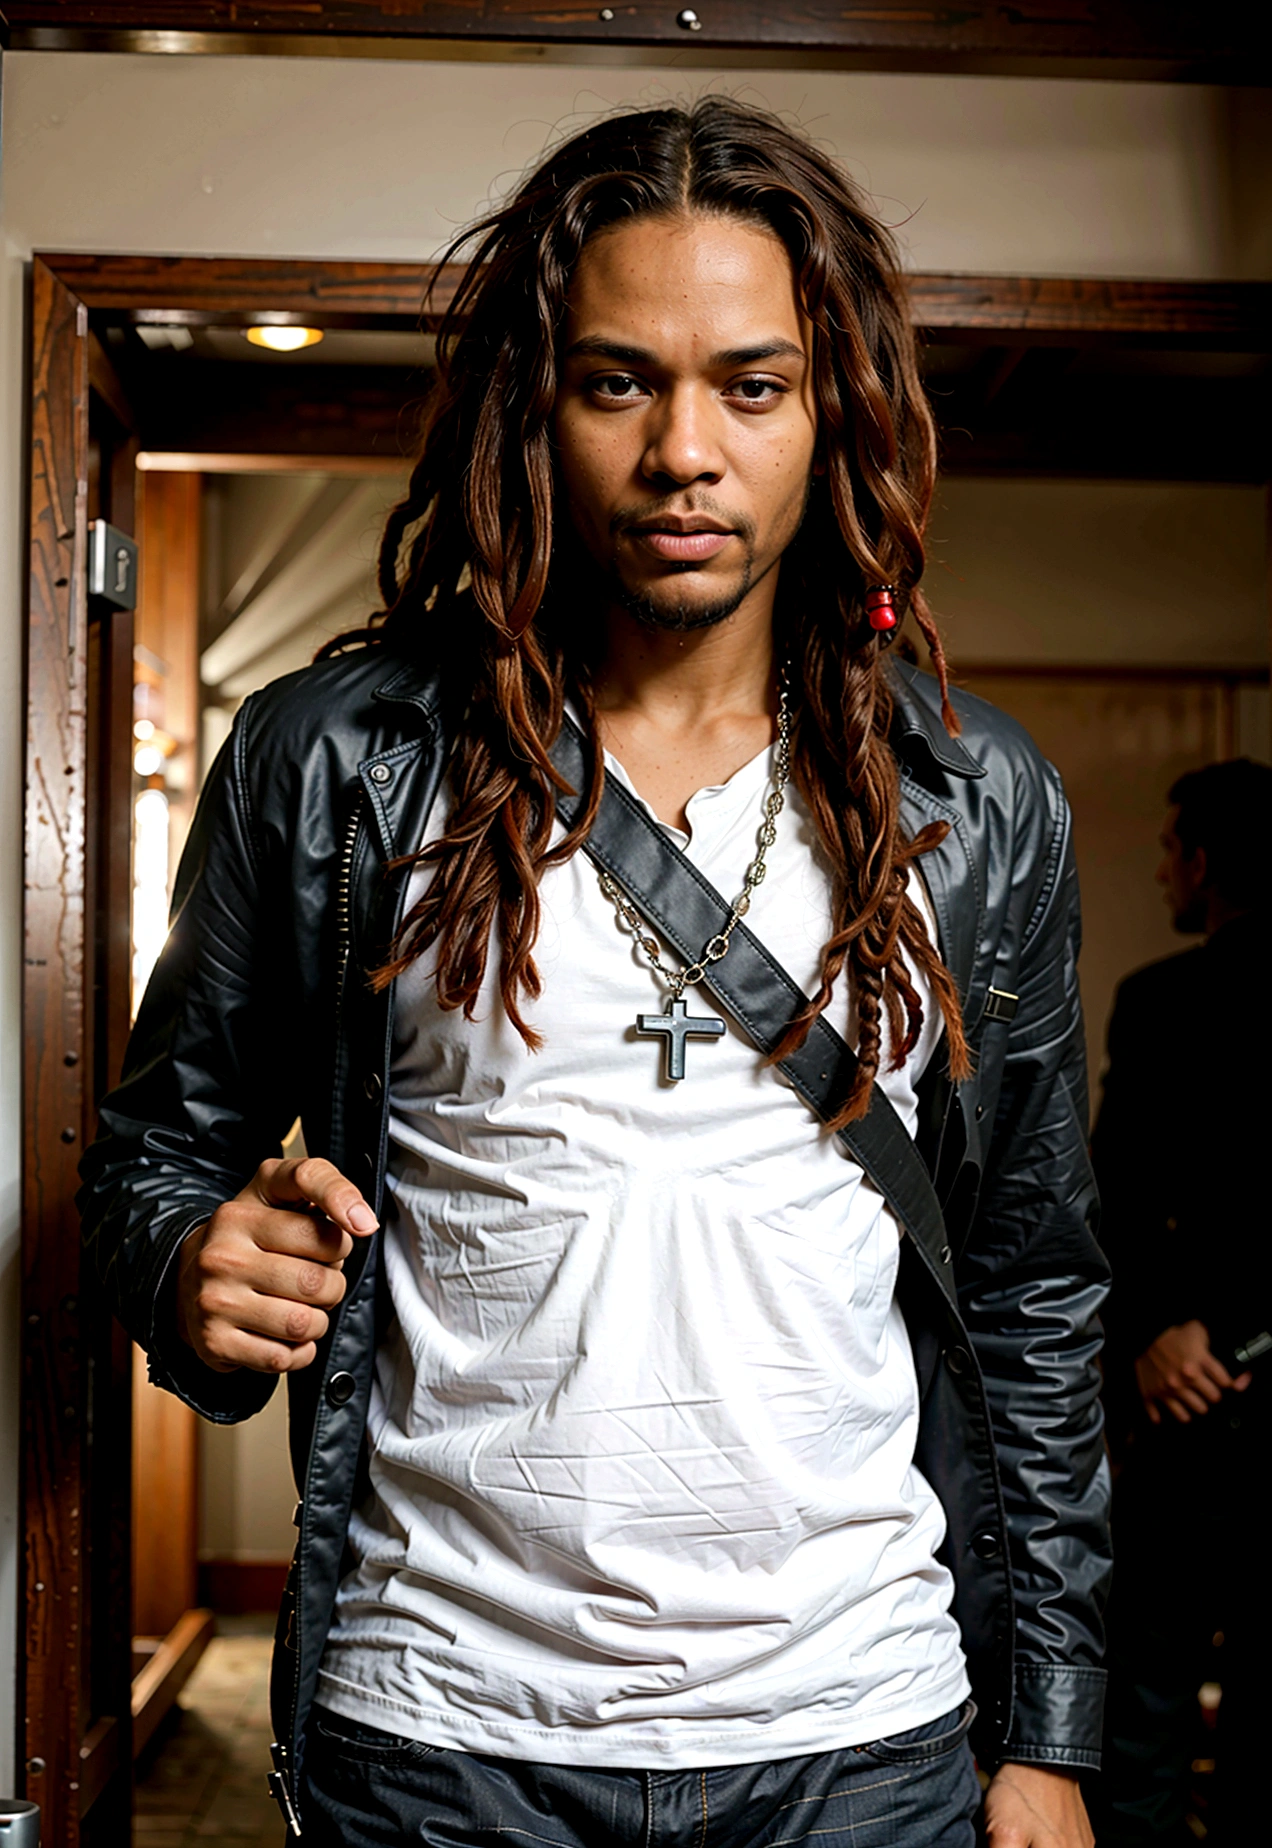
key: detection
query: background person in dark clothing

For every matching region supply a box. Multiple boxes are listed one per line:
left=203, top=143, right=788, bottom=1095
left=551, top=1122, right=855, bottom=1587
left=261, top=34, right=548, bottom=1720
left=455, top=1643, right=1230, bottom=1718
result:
left=1089, top=756, right=1272, bottom=1847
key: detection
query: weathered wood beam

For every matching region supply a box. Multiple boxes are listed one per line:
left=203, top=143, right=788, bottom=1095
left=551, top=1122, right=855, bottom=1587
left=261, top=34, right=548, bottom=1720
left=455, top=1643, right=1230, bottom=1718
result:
left=909, top=276, right=1272, bottom=349
left=42, top=255, right=449, bottom=330
left=40, top=255, right=1272, bottom=350
left=3, top=2, right=1265, bottom=83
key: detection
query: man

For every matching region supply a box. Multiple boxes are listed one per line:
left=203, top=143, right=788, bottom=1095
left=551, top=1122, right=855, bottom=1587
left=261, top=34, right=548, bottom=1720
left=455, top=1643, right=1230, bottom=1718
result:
left=1090, top=758, right=1272, bottom=1847
left=80, top=101, right=1108, bottom=1847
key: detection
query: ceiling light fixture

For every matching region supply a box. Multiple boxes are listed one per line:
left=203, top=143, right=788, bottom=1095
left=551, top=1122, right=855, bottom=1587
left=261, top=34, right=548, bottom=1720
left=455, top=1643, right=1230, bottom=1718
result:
left=244, top=326, right=325, bottom=353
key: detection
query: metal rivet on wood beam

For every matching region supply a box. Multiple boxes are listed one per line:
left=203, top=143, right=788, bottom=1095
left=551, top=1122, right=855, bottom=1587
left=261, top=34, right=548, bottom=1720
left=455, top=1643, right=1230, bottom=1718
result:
left=677, top=8, right=703, bottom=28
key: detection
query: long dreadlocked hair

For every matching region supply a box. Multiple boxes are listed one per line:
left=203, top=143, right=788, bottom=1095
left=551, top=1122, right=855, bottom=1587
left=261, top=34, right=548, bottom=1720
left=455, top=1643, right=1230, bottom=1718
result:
left=324, top=97, right=971, bottom=1126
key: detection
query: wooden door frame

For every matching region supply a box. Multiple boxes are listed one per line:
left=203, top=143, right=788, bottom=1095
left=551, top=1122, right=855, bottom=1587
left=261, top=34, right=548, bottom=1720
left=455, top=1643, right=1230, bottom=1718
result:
left=19, top=251, right=1272, bottom=1844
left=23, top=261, right=144, bottom=1847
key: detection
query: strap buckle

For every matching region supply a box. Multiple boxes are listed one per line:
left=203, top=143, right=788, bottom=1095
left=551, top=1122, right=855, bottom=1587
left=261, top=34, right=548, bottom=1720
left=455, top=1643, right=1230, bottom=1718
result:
left=983, top=987, right=1019, bottom=1024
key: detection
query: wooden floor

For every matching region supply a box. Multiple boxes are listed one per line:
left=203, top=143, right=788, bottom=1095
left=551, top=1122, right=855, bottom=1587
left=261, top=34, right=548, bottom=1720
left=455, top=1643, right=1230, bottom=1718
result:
left=134, top=1618, right=283, bottom=1848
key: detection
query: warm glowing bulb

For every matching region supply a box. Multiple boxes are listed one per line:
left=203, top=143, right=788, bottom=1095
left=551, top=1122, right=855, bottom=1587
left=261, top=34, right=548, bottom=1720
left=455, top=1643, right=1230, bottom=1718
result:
left=244, top=326, right=324, bottom=353
left=134, top=718, right=155, bottom=740
left=134, top=744, right=164, bottom=778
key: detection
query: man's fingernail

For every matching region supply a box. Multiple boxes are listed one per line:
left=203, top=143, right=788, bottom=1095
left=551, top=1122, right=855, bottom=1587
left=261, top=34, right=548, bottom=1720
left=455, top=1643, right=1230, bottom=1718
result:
left=348, top=1203, right=378, bottom=1234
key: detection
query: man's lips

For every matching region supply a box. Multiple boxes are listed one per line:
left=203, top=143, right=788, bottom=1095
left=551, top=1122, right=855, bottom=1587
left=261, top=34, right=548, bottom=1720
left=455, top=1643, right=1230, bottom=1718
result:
left=625, top=523, right=735, bottom=563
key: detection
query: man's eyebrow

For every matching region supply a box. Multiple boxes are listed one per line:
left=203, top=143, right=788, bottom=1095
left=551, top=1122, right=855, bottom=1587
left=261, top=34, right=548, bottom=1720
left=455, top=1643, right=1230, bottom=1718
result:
left=562, top=336, right=807, bottom=367
left=708, top=339, right=806, bottom=367
left=563, top=337, right=658, bottom=365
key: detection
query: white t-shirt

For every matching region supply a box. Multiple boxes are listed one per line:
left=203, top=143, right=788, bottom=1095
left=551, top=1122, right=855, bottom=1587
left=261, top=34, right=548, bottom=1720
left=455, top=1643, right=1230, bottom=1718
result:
left=317, top=737, right=968, bottom=1766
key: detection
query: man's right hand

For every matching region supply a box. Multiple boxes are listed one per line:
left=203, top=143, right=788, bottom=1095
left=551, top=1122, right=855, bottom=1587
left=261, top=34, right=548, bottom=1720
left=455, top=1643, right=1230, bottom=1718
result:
left=1135, top=1318, right=1252, bottom=1424
left=175, top=1156, right=379, bottom=1375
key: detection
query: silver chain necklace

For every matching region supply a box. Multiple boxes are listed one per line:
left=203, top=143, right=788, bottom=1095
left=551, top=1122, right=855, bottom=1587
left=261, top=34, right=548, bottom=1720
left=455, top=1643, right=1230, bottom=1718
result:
left=597, top=676, right=793, bottom=1081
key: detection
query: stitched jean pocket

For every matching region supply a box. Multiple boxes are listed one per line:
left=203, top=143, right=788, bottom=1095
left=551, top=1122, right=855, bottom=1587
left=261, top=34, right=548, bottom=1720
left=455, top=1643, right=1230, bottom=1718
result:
left=860, top=1699, right=977, bottom=1766
left=311, top=1705, right=441, bottom=1767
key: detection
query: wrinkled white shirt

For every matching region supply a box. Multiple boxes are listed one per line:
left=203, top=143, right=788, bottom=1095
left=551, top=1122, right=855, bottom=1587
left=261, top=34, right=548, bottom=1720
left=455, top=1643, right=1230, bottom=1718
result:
left=318, top=740, right=968, bottom=1766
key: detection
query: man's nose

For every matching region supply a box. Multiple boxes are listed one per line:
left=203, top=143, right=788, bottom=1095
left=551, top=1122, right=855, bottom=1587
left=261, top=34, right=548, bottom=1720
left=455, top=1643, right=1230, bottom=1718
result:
left=640, top=386, right=724, bottom=486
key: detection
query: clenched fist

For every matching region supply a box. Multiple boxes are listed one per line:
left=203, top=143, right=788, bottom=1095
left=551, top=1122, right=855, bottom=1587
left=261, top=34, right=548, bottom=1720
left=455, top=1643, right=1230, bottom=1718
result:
left=175, top=1156, right=379, bottom=1375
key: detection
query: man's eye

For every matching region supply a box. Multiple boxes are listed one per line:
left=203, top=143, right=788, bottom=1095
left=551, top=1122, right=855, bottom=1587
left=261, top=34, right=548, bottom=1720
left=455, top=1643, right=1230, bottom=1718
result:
left=591, top=374, right=647, bottom=401
left=729, top=377, right=784, bottom=405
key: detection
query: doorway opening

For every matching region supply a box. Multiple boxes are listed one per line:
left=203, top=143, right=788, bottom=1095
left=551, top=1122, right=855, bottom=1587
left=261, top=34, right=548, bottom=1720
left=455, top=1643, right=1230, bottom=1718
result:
left=20, top=253, right=1272, bottom=1843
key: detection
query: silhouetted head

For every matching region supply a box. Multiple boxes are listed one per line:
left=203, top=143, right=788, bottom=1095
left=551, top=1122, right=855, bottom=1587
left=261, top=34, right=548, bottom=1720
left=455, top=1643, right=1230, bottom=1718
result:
left=1158, top=757, right=1272, bottom=934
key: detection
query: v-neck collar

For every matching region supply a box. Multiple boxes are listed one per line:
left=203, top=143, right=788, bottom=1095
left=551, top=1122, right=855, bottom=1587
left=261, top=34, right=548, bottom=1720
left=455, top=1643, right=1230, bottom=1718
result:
left=599, top=734, right=777, bottom=848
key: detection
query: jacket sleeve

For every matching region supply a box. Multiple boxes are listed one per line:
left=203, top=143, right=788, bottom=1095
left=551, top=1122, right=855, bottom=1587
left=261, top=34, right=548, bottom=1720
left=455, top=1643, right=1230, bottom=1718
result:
left=78, top=698, right=299, bottom=1423
left=960, top=769, right=1112, bottom=1767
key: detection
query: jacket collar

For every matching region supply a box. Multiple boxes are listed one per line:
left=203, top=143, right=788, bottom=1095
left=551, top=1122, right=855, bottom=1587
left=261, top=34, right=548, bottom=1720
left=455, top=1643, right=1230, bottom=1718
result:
left=886, top=660, right=986, bottom=782
left=372, top=655, right=446, bottom=728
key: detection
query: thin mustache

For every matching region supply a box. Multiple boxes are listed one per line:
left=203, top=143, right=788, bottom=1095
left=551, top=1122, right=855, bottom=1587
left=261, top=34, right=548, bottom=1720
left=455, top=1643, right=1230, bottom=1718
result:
left=610, top=501, right=755, bottom=542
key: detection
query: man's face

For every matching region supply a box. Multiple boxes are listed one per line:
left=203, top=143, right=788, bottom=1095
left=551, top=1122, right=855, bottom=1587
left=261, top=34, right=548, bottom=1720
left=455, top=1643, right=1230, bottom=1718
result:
left=553, top=211, right=818, bottom=633
left=1156, top=806, right=1208, bottom=933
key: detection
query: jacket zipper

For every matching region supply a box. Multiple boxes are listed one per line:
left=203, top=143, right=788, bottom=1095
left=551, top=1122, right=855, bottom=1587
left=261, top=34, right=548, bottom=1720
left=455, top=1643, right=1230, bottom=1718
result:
left=334, top=791, right=363, bottom=1020
left=279, top=785, right=367, bottom=1821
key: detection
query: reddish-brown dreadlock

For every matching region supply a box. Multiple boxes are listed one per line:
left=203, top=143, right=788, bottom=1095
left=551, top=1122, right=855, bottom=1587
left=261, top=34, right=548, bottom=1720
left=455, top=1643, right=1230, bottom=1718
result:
left=322, top=98, right=970, bottom=1125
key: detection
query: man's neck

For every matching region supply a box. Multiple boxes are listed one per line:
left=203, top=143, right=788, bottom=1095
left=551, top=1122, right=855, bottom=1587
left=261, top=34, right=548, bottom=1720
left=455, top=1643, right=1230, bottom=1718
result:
left=590, top=596, right=779, bottom=831
left=594, top=595, right=775, bottom=720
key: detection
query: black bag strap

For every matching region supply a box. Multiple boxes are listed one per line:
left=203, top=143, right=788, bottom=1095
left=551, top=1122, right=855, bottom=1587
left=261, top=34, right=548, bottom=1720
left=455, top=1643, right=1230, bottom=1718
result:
left=551, top=717, right=959, bottom=1309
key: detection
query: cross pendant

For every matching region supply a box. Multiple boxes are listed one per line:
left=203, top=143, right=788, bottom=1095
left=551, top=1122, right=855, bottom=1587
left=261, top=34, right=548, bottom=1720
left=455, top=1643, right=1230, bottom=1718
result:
left=636, top=995, right=727, bottom=1082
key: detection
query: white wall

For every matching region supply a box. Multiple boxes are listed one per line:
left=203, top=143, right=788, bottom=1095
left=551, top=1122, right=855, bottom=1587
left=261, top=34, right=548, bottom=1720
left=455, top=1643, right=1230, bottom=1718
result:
left=199, top=1388, right=297, bottom=1565
left=2, top=57, right=1266, bottom=277
left=2, top=47, right=1270, bottom=1781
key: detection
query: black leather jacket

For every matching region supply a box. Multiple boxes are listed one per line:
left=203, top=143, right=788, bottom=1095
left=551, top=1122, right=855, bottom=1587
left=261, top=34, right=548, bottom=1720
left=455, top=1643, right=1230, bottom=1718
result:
left=79, top=646, right=1110, bottom=1795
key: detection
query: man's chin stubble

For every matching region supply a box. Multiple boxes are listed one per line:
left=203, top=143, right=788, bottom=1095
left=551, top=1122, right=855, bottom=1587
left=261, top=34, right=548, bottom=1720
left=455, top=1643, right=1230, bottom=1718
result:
left=614, top=561, right=755, bottom=634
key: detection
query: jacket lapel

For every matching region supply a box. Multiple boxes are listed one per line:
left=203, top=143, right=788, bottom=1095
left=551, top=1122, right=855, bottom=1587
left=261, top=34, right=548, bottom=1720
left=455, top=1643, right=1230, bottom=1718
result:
left=361, top=660, right=448, bottom=862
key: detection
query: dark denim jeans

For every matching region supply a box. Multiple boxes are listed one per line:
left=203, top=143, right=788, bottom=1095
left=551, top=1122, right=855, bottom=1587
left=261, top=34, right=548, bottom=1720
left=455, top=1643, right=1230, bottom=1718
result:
left=299, top=1699, right=980, bottom=1846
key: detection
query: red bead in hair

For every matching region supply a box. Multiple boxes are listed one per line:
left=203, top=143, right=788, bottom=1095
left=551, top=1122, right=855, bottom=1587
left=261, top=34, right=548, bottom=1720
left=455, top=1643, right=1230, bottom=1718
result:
left=865, top=586, right=897, bottom=632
